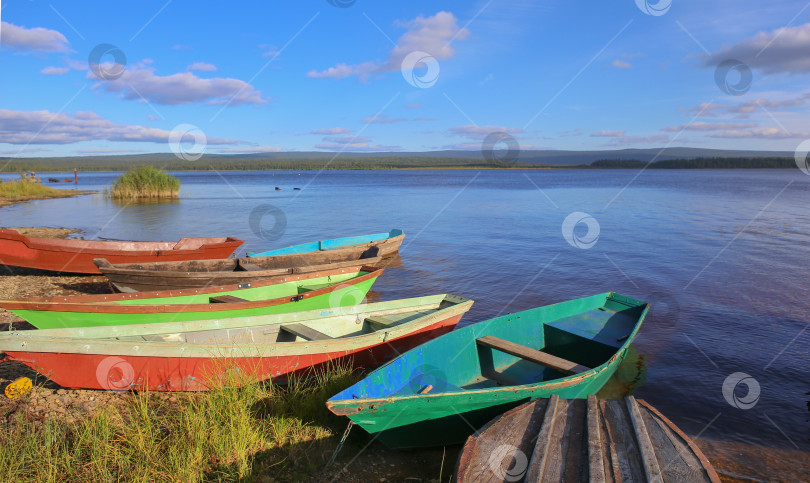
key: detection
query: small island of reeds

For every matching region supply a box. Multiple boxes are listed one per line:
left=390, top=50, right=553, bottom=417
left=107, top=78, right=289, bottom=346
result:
left=108, top=165, right=180, bottom=199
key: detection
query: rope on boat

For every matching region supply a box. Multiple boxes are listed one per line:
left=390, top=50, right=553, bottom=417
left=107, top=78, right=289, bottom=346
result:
left=323, top=421, right=354, bottom=470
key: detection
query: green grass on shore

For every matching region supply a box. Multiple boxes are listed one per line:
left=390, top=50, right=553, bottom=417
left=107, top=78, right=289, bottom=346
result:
left=0, top=363, right=360, bottom=482
left=0, top=177, right=64, bottom=199
left=108, top=166, right=180, bottom=199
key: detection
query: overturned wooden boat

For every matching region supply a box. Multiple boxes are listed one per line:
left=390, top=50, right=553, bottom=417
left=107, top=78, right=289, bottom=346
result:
left=327, top=293, right=649, bottom=449
left=0, top=294, right=472, bottom=391
left=456, top=395, right=720, bottom=482
left=0, top=228, right=243, bottom=274
left=0, top=266, right=382, bottom=329
left=94, top=245, right=383, bottom=292
left=248, top=229, right=404, bottom=258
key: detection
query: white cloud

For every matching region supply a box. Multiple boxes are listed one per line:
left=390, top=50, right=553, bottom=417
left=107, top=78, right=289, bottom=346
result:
left=322, top=135, right=372, bottom=144
left=0, top=109, right=242, bottom=145
left=363, top=114, right=408, bottom=124
left=314, top=142, right=401, bottom=152
left=90, top=62, right=265, bottom=106
left=403, top=103, right=421, bottom=109
left=661, top=122, right=758, bottom=132
left=187, top=62, right=217, bottom=72
left=260, top=44, right=280, bottom=58
left=311, top=127, right=353, bottom=135
left=218, top=146, right=283, bottom=153
left=710, top=127, right=810, bottom=139
left=41, top=66, right=70, bottom=75
left=0, top=21, right=70, bottom=53
left=611, top=60, right=632, bottom=69
left=76, top=149, right=148, bottom=155
left=590, top=130, right=669, bottom=146
left=448, top=125, right=522, bottom=140
left=307, top=11, right=469, bottom=81
left=590, top=130, right=625, bottom=137
left=146, top=115, right=162, bottom=121
left=687, top=95, right=809, bottom=118
left=704, top=22, right=810, bottom=74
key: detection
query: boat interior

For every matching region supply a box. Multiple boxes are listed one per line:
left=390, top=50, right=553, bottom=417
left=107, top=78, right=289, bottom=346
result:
left=21, top=296, right=465, bottom=346
left=332, top=294, right=648, bottom=400
left=96, top=246, right=380, bottom=273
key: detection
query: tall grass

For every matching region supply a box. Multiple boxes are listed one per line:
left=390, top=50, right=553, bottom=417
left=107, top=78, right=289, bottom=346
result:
left=108, top=166, right=180, bottom=199
left=0, top=175, right=62, bottom=199
left=0, top=362, right=359, bottom=482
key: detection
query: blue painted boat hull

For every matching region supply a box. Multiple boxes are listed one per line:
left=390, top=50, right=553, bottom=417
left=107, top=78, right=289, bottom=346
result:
left=248, top=229, right=404, bottom=257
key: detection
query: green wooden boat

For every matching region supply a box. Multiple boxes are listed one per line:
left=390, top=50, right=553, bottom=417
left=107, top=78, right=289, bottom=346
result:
left=327, top=292, right=649, bottom=449
left=0, top=266, right=381, bottom=329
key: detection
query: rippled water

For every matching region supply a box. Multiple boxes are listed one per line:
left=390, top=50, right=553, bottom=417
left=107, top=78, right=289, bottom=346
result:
left=2, top=169, right=808, bottom=454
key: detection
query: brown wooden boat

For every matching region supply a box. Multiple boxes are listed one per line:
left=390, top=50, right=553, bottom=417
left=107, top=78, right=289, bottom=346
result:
left=0, top=229, right=243, bottom=274
left=456, top=395, right=720, bottom=483
left=94, top=244, right=383, bottom=292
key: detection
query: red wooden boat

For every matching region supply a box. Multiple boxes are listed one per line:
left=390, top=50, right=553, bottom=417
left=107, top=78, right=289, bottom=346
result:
left=0, top=294, right=473, bottom=391
left=0, top=229, right=243, bottom=274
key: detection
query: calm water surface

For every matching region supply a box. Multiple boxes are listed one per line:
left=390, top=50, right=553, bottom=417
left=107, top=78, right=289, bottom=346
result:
left=2, top=169, right=809, bottom=455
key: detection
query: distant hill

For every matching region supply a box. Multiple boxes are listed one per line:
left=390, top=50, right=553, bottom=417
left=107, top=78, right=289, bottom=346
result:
left=0, top=147, right=797, bottom=171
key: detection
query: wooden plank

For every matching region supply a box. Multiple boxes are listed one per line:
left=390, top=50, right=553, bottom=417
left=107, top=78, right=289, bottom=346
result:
left=637, top=399, right=722, bottom=483
left=365, top=315, right=398, bottom=329
left=602, top=399, right=646, bottom=482
left=525, top=394, right=560, bottom=481
left=476, top=336, right=590, bottom=375
left=209, top=295, right=249, bottom=303
left=279, top=323, right=332, bottom=341
left=626, top=397, right=664, bottom=483
left=587, top=395, right=606, bottom=483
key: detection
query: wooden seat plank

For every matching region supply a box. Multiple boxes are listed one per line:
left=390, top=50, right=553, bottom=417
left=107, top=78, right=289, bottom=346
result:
left=476, top=335, right=590, bottom=375
left=209, top=295, right=249, bottom=303
left=280, top=323, right=332, bottom=341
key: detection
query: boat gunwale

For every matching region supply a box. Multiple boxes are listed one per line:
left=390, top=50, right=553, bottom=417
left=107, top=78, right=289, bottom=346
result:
left=0, top=266, right=382, bottom=313
left=326, top=294, right=650, bottom=409
left=0, top=296, right=474, bottom=358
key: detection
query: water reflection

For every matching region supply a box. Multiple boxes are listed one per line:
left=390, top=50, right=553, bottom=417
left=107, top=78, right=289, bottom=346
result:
left=597, top=346, right=648, bottom=399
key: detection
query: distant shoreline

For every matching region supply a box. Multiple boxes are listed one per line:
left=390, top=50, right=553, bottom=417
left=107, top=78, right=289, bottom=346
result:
left=0, top=155, right=798, bottom=172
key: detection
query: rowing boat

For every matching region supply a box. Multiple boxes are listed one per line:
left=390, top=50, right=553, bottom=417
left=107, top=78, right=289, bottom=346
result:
left=248, top=229, right=404, bottom=258
left=456, top=395, right=720, bottom=482
left=0, top=229, right=243, bottom=274
left=327, top=292, right=649, bottom=449
left=0, top=266, right=382, bottom=329
left=94, top=246, right=382, bottom=292
left=0, top=294, right=472, bottom=391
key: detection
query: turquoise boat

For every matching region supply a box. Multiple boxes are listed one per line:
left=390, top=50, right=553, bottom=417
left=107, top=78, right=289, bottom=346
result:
left=327, top=292, right=649, bottom=449
left=248, top=229, right=404, bottom=257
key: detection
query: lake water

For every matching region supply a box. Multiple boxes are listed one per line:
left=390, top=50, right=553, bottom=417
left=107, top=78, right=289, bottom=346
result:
left=1, top=169, right=809, bottom=457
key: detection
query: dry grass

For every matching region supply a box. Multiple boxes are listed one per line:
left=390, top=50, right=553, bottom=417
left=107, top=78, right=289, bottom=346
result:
left=0, top=362, right=360, bottom=482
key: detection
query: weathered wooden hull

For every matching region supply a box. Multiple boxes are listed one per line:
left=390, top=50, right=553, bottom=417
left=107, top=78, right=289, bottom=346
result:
left=0, top=266, right=381, bottom=329
left=0, top=229, right=243, bottom=274
left=327, top=293, right=649, bottom=449
left=456, top=396, right=721, bottom=482
left=94, top=244, right=384, bottom=293
left=248, top=229, right=404, bottom=258
left=0, top=295, right=472, bottom=391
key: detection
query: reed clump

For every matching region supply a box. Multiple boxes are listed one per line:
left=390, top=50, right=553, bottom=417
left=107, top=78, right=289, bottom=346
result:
left=0, top=362, right=359, bottom=482
left=108, top=166, right=180, bottom=199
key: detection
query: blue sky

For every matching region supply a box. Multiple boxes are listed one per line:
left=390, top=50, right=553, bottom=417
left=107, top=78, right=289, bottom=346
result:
left=2, top=0, right=810, bottom=157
